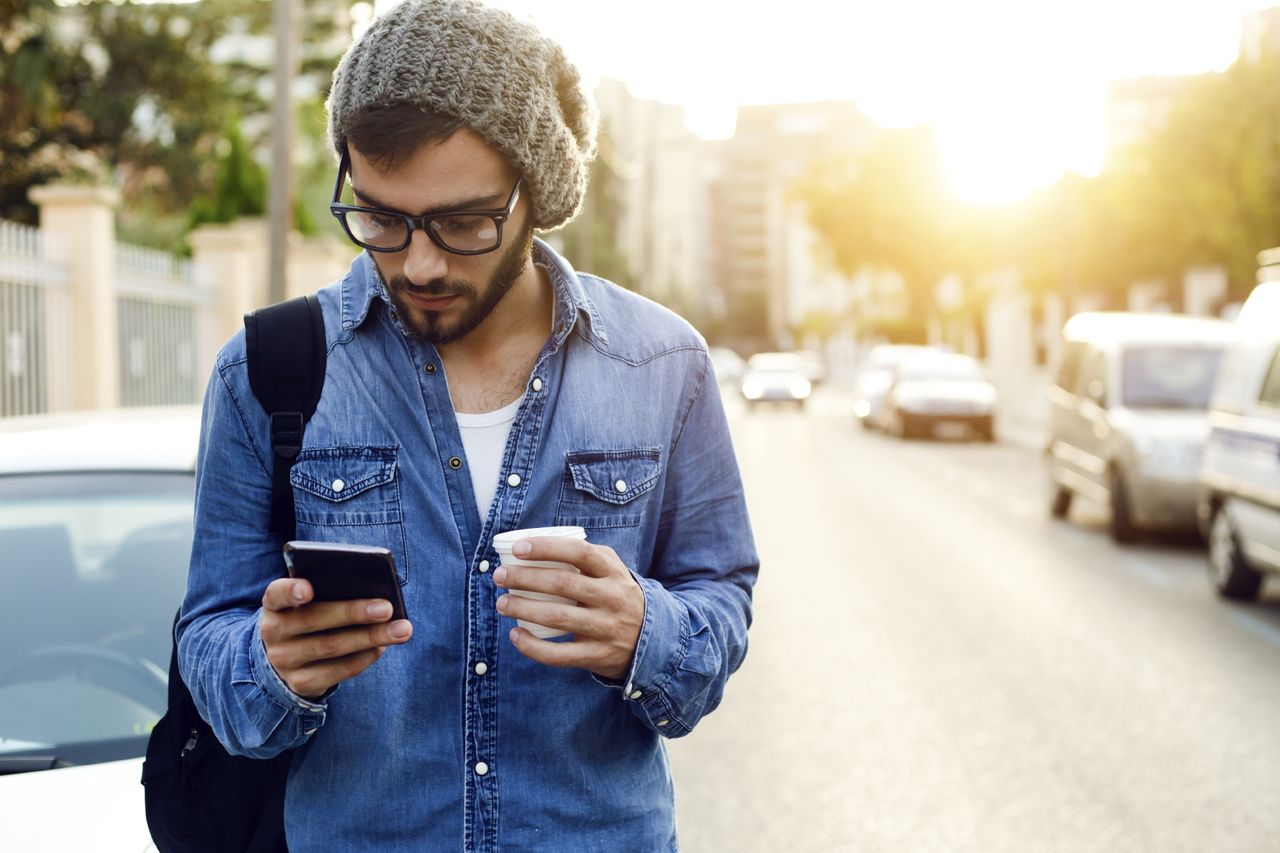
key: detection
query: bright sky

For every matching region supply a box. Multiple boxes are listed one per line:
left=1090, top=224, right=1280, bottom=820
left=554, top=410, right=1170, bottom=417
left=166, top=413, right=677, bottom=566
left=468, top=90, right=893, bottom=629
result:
left=373, top=0, right=1271, bottom=203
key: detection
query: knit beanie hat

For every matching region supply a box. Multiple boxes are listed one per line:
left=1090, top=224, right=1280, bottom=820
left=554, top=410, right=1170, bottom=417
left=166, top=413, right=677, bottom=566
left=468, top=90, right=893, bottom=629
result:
left=326, top=0, right=598, bottom=231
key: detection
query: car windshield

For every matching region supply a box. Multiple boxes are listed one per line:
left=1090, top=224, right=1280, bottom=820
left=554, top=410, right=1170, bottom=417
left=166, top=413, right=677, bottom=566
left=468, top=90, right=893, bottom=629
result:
left=0, top=472, right=193, bottom=766
left=1121, top=346, right=1223, bottom=409
left=901, top=359, right=984, bottom=382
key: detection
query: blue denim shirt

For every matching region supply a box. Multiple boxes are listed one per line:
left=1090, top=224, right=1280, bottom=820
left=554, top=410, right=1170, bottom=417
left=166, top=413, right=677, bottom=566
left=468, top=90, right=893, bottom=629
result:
left=178, top=240, right=758, bottom=852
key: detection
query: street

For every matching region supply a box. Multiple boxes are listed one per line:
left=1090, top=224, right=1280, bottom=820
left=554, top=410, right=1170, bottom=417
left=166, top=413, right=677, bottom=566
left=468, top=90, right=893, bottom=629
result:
left=669, top=386, right=1280, bottom=853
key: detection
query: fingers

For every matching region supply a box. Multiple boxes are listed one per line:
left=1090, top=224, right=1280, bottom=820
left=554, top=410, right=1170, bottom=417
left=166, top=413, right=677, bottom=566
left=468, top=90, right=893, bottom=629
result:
left=495, top=592, right=611, bottom=637
left=263, top=577, right=312, bottom=611
left=509, top=537, right=621, bottom=578
left=283, top=647, right=385, bottom=700
left=266, top=619, right=413, bottom=672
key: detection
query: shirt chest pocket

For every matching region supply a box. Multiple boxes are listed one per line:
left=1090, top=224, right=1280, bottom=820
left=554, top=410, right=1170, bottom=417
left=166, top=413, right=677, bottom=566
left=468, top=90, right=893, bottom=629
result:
left=290, top=446, right=403, bottom=526
left=290, top=446, right=408, bottom=583
left=554, top=448, right=661, bottom=530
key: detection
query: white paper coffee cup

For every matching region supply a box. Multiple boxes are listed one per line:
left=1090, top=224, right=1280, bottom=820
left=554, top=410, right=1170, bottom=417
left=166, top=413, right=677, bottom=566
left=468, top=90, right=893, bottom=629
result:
left=492, top=526, right=588, bottom=639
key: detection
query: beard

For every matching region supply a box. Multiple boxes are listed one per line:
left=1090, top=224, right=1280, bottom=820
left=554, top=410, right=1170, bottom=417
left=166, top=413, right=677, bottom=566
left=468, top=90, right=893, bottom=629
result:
left=385, top=224, right=534, bottom=345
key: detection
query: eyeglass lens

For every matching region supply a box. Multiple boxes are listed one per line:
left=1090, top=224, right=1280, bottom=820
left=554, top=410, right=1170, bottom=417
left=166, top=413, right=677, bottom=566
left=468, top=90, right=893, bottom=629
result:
left=343, top=210, right=500, bottom=252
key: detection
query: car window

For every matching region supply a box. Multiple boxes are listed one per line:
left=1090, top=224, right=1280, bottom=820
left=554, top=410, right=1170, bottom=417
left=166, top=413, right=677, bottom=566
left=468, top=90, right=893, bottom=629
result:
left=1258, top=345, right=1280, bottom=409
left=1121, top=346, right=1223, bottom=410
left=0, top=472, right=193, bottom=764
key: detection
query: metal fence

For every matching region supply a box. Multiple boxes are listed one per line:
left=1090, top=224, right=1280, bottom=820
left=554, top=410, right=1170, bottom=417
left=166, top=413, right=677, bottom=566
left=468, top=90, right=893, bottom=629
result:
left=0, top=220, right=71, bottom=417
left=0, top=220, right=215, bottom=417
left=115, top=242, right=214, bottom=407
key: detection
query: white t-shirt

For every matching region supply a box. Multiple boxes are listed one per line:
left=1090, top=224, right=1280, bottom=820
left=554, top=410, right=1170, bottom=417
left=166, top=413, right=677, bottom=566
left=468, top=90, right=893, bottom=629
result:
left=455, top=395, right=524, bottom=520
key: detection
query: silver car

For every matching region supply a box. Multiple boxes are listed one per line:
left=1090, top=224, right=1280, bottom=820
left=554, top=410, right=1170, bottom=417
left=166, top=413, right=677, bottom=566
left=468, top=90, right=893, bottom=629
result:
left=1047, top=312, right=1234, bottom=543
left=0, top=406, right=200, bottom=852
left=853, top=344, right=938, bottom=429
left=1199, top=282, right=1280, bottom=600
left=740, top=352, right=812, bottom=410
left=878, top=352, right=997, bottom=441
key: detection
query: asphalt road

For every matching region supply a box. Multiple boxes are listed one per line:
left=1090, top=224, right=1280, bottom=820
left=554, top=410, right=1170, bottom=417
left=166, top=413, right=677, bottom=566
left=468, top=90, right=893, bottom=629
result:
left=668, top=386, right=1280, bottom=853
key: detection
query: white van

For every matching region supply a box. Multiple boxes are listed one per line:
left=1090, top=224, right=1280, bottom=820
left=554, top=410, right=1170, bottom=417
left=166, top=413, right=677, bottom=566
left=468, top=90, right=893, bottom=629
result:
left=1198, top=282, right=1280, bottom=600
left=1047, top=312, right=1234, bottom=543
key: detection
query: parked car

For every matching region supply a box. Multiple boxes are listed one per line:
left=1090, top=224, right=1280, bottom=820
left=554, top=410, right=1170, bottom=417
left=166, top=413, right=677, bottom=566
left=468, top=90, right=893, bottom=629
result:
left=853, top=344, right=938, bottom=429
left=1046, top=312, right=1234, bottom=543
left=1198, top=282, right=1280, bottom=600
left=0, top=406, right=201, bottom=852
left=877, top=352, right=997, bottom=441
left=708, top=346, right=746, bottom=385
left=740, top=351, right=812, bottom=409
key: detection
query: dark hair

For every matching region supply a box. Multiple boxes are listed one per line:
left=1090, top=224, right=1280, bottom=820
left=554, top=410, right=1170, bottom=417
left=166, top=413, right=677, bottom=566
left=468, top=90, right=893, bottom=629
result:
left=341, top=103, right=464, bottom=173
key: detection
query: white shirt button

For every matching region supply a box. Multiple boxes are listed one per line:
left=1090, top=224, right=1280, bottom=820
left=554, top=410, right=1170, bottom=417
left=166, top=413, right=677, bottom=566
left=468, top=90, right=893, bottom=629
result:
left=656, top=720, right=669, bottom=727
left=532, top=377, right=543, bottom=392
left=507, top=473, right=522, bottom=487
left=625, top=682, right=633, bottom=694
left=629, top=690, right=643, bottom=700
left=614, top=479, right=627, bottom=493
left=478, top=560, right=490, bottom=573
left=474, top=762, right=489, bottom=776
left=331, top=479, right=345, bottom=492
left=474, top=662, right=489, bottom=676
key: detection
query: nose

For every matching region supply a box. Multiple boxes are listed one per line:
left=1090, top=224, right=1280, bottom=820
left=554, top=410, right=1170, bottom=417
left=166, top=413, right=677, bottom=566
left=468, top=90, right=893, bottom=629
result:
left=401, top=228, right=449, bottom=286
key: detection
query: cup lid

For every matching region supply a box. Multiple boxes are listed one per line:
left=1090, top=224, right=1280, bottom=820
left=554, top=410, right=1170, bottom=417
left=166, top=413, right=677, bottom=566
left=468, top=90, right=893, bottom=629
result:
left=492, top=526, right=587, bottom=552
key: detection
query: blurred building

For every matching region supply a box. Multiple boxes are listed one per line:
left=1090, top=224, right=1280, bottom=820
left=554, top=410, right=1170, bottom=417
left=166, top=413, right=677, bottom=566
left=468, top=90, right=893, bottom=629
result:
left=586, top=79, right=712, bottom=328
left=1241, top=6, right=1280, bottom=63
left=708, top=102, right=876, bottom=351
left=1103, top=75, right=1202, bottom=168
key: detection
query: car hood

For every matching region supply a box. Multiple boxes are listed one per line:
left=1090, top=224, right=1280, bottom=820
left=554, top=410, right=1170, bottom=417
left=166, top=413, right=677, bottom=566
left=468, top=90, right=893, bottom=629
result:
left=0, top=757, right=154, bottom=852
left=1109, top=408, right=1210, bottom=444
left=895, top=379, right=996, bottom=403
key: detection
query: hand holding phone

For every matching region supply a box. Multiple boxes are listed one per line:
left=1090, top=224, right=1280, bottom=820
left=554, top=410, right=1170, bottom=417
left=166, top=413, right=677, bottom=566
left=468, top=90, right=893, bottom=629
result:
left=258, top=541, right=412, bottom=700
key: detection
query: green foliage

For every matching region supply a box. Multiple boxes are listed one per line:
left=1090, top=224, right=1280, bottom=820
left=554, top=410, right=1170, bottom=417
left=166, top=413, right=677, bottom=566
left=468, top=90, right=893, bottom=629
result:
left=1, top=0, right=348, bottom=251
left=187, top=115, right=266, bottom=232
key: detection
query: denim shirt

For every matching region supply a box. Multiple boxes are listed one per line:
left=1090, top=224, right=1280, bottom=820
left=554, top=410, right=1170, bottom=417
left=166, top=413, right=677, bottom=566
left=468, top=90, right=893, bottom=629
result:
left=178, top=240, right=758, bottom=853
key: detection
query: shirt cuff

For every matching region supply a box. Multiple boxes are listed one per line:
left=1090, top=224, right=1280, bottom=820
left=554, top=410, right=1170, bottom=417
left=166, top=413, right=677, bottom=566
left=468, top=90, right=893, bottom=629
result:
left=249, top=618, right=331, bottom=732
left=592, top=572, right=691, bottom=737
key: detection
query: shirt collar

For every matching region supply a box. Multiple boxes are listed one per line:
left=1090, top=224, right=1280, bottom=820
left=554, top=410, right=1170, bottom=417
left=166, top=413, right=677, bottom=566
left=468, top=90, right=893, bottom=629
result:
left=339, top=238, right=608, bottom=348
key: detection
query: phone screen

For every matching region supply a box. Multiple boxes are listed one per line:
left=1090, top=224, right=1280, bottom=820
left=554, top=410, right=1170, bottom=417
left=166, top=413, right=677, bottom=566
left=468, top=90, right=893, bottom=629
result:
left=283, top=541, right=407, bottom=621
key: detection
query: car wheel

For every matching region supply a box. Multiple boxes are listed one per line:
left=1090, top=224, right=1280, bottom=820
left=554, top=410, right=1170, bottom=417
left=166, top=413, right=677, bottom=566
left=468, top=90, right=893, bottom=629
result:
left=1049, top=483, right=1072, bottom=519
left=1108, top=467, right=1138, bottom=544
left=1208, top=504, right=1264, bottom=601
left=978, top=417, right=996, bottom=443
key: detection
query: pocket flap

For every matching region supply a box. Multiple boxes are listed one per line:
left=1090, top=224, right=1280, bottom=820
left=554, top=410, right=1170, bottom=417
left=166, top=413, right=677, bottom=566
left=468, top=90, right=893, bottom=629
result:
left=290, top=447, right=398, bottom=502
left=565, top=448, right=661, bottom=505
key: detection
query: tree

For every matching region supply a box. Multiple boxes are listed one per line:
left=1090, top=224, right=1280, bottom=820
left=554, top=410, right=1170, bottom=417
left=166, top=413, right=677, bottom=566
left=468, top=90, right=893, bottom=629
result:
left=796, top=125, right=957, bottom=329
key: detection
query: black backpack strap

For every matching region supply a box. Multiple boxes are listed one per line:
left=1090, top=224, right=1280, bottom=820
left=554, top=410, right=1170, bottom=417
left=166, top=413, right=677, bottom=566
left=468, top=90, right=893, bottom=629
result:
left=244, top=294, right=327, bottom=539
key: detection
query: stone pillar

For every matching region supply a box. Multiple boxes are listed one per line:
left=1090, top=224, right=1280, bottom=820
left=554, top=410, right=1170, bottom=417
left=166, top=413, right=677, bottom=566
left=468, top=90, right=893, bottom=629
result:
left=29, top=184, right=121, bottom=410
left=189, top=219, right=270, bottom=348
left=286, top=233, right=356, bottom=300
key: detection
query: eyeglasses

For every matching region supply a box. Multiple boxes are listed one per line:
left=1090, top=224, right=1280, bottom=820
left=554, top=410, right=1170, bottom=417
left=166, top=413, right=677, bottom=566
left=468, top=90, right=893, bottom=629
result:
left=329, top=148, right=522, bottom=255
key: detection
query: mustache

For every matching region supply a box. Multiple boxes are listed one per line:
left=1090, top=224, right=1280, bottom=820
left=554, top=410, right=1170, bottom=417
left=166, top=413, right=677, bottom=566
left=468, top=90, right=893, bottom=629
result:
left=392, top=276, right=475, bottom=299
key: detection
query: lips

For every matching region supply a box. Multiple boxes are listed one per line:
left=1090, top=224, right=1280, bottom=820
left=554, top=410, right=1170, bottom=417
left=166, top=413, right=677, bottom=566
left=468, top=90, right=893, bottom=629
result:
left=405, top=291, right=459, bottom=312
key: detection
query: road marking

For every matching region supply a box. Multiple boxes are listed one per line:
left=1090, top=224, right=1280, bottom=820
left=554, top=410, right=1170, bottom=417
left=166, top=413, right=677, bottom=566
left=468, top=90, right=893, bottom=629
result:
left=1228, top=610, right=1280, bottom=649
left=1121, top=557, right=1172, bottom=587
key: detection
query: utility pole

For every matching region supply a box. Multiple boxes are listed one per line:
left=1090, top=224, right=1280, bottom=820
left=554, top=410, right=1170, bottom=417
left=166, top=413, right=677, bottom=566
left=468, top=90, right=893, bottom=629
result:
left=268, top=0, right=300, bottom=305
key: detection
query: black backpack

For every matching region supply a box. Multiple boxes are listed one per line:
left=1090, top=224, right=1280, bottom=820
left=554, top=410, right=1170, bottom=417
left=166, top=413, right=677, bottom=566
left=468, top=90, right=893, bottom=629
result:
left=142, top=294, right=327, bottom=853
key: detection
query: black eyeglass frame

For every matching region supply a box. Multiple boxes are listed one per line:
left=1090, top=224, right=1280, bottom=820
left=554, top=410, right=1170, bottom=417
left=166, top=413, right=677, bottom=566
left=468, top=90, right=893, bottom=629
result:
left=328, top=147, right=522, bottom=256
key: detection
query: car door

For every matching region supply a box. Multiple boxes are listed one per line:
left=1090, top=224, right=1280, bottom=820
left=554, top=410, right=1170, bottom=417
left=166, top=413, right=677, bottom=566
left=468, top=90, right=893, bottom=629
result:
left=1070, top=345, right=1112, bottom=500
left=1234, top=343, right=1280, bottom=570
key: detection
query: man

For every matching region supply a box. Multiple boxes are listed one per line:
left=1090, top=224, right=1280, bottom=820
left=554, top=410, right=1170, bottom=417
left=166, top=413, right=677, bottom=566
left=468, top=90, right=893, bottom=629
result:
left=178, top=1, right=758, bottom=850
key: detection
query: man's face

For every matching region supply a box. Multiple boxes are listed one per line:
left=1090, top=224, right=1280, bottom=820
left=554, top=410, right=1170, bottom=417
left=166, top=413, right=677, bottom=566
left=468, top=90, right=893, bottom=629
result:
left=347, top=130, right=533, bottom=345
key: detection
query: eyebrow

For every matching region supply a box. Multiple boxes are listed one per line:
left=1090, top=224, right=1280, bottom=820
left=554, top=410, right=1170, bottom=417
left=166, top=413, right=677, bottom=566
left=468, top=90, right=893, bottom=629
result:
left=349, top=183, right=509, bottom=217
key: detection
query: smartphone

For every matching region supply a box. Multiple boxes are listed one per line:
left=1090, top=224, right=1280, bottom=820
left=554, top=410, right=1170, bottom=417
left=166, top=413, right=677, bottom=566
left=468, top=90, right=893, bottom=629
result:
left=283, top=540, right=408, bottom=621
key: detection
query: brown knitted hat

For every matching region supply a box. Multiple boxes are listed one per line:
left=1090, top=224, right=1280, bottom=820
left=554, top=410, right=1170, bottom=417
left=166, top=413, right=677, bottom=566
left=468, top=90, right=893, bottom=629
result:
left=326, top=0, right=597, bottom=231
